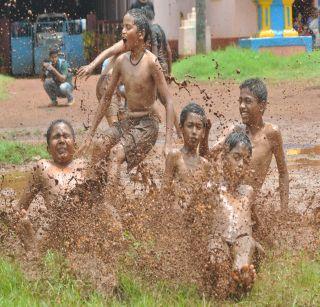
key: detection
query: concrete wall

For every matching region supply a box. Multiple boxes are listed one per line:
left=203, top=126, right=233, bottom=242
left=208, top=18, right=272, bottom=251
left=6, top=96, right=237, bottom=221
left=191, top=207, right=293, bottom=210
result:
left=153, top=0, right=193, bottom=40
left=153, top=0, right=258, bottom=40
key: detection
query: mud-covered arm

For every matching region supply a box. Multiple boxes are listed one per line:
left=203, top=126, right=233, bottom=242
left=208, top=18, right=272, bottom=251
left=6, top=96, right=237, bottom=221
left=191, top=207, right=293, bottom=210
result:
left=78, top=59, right=121, bottom=154
left=151, top=59, right=174, bottom=156
left=200, top=122, right=235, bottom=160
left=161, top=151, right=177, bottom=191
left=272, top=128, right=289, bottom=211
left=77, top=40, right=126, bottom=78
left=17, top=165, right=42, bottom=212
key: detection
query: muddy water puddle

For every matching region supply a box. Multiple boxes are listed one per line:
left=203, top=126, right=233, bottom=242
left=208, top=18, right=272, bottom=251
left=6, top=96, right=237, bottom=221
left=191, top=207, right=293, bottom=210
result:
left=0, top=144, right=319, bottom=196
left=286, top=145, right=320, bottom=169
left=0, top=170, right=28, bottom=198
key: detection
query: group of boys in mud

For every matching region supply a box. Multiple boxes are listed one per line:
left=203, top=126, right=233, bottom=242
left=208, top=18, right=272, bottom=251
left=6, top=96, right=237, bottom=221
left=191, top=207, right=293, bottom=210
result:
left=14, top=2, right=289, bottom=299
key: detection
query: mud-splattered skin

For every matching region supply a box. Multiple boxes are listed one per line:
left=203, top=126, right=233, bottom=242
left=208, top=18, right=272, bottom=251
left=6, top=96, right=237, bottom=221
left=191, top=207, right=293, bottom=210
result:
left=162, top=112, right=211, bottom=208
left=17, top=123, right=86, bottom=251
left=201, top=87, right=289, bottom=210
left=209, top=141, right=257, bottom=293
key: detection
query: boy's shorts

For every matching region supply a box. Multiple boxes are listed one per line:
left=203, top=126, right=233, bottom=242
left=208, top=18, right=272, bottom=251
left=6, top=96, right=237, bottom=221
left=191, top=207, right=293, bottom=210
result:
left=103, top=115, right=159, bottom=171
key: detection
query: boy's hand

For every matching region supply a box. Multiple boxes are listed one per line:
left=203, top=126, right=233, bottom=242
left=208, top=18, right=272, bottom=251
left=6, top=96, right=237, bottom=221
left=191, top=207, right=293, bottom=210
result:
left=77, top=136, right=93, bottom=156
left=77, top=64, right=94, bottom=80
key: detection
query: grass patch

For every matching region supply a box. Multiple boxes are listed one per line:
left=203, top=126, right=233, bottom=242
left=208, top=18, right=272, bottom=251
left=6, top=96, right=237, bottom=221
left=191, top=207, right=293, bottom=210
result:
left=0, top=74, right=13, bottom=100
left=173, top=46, right=320, bottom=82
left=0, top=140, right=49, bottom=165
left=1, top=252, right=320, bottom=305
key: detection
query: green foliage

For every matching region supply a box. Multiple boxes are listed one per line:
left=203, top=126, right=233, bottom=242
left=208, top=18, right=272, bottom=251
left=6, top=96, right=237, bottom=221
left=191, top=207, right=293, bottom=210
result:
left=0, top=74, right=13, bottom=100
left=1, top=252, right=320, bottom=306
left=0, top=141, right=49, bottom=165
left=173, top=47, right=320, bottom=82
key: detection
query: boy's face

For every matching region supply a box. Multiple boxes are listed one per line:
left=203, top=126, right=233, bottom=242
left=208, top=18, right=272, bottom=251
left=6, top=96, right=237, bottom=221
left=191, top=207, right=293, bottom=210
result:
left=49, top=53, right=58, bottom=65
left=239, top=87, right=266, bottom=125
left=139, top=0, right=148, bottom=3
left=223, top=142, right=251, bottom=181
left=181, top=112, right=205, bottom=149
left=122, top=14, right=144, bottom=50
left=48, top=123, right=75, bottom=165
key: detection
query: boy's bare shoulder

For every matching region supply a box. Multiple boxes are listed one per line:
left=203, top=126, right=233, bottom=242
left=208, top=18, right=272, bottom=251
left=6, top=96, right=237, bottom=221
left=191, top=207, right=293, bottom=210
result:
left=35, top=159, right=52, bottom=172
left=264, top=122, right=283, bottom=142
left=166, top=149, right=182, bottom=161
left=145, top=50, right=160, bottom=66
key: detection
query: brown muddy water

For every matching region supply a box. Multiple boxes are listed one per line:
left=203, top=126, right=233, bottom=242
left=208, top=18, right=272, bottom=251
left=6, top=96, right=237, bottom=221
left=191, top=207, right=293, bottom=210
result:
left=1, top=144, right=319, bottom=195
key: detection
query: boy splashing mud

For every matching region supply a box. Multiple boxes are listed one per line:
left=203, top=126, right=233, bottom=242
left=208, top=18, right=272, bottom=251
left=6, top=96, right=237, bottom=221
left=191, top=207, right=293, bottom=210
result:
left=209, top=131, right=260, bottom=296
left=79, top=9, right=174, bottom=189
left=17, top=120, right=86, bottom=251
left=201, top=78, right=289, bottom=211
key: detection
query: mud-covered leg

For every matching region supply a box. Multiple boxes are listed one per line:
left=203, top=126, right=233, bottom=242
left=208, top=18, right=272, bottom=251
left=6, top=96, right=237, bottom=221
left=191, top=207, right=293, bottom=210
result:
left=105, top=143, right=126, bottom=195
left=17, top=216, right=36, bottom=252
left=208, top=236, right=233, bottom=299
left=231, top=235, right=256, bottom=290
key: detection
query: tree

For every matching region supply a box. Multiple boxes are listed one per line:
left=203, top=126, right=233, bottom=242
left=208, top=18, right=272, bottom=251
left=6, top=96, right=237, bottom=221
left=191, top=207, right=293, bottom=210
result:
left=196, top=0, right=206, bottom=54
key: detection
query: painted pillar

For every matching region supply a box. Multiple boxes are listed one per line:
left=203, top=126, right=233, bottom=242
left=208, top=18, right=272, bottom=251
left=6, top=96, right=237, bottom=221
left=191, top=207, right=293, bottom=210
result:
left=282, top=0, right=298, bottom=37
left=257, top=0, right=274, bottom=37
left=257, top=0, right=297, bottom=37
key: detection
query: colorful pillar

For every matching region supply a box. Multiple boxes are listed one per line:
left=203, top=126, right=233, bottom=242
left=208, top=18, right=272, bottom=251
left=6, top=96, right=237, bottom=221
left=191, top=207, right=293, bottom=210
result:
left=258, top=0, right=275, bottom=37
left=239, top=0, right=312, bottom=54
left=257, top=0, right=298, bottom=37
left=282, top=0, right=298, bottom=37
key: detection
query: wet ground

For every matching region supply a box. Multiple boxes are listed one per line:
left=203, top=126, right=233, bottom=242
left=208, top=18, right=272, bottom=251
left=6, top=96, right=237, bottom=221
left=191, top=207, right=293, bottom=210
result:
left=1, top=76, right=320, bottom=297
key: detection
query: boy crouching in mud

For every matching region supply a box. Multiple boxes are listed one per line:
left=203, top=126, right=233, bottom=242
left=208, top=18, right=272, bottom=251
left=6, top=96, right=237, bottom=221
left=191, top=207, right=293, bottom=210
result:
left=79, top=9, right=174, bottom=190
left=201, top=78, right=289, bottom=212
left=208, top=131, right=263, bottom=297
left=16, top=120, right=86, bottom=252
left=16, top=120, right=121, bottom=253
left=162, top=102, right=210, bottom=210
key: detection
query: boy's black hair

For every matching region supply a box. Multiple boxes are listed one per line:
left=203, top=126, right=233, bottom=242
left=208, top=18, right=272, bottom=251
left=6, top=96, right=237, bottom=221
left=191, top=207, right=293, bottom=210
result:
left=49, top=46, right=59, bottom=56
left=46, top=119, right=75, bottom=145
left=225, top=131, right=252, bottom=156
left=141, top=5, right=155, bottom=21
left=180, top=102, right=206, bottom=126
left=127, top=9, right=151, bottom=42
left=240, top=78, right=267, bottom=103
left=130, top=1, right=155, bottom=16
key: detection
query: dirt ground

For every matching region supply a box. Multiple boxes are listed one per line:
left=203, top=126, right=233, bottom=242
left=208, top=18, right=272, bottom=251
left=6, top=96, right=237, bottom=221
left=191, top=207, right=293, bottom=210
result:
left=1, top=76, right=320, bottom=145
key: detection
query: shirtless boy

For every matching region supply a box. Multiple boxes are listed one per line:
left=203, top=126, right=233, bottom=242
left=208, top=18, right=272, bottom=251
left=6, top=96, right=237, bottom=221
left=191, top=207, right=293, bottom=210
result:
left=17, top=120, right=86, bottom=251
left=201, top=78, right=289, bottom=211
left=79, top=9, right=174, bottom=190
left=162, top=102, right=209, bottom=192
left=209, top=131, right=259, bottom=294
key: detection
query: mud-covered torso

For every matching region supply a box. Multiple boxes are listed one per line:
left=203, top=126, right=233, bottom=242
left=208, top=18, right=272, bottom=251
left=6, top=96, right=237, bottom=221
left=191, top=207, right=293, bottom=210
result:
left=36, top=159, right=86, bottom=207
left=234, top=124, right=274, bottom=189
left=171, top=151, right=211, bottom=210
left=213, top=184, right=253, bottom=244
